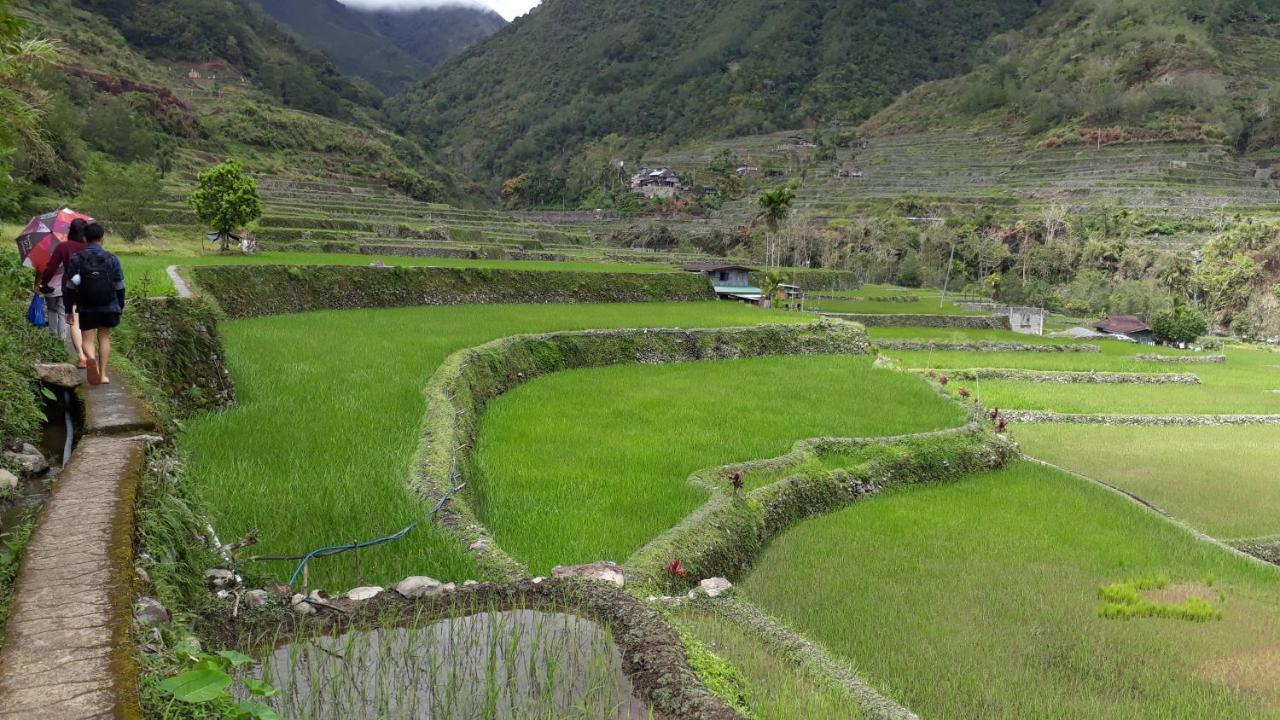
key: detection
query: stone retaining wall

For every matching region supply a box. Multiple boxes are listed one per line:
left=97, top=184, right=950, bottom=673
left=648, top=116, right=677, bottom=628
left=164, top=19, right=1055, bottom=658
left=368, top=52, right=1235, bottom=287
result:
left=116, top=297, right=235, bottom=418
left=189, top=265, right=715, bottom=319
left=922, top=369, right=1202, bottom=384
left=877, top=340, right=1100, bottom=353
left=1136, top=354, right=1228, bottom=364
left=626, top=424, right=1015, bottom=591
left=416, top=320, right=872, bottom=579
left=822, top=312, right=1010, bottom=330
left=1004, top=411, right=1280, bottom=425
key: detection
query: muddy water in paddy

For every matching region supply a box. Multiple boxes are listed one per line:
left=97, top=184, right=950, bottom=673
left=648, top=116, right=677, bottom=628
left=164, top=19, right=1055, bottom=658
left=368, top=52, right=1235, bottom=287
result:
left=259, top=609, right=651, bottom=719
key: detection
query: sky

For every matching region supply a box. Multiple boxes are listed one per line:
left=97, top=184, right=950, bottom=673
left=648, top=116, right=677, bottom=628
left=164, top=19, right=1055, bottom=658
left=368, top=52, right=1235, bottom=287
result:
left=339, top=0, right=541, bottom=21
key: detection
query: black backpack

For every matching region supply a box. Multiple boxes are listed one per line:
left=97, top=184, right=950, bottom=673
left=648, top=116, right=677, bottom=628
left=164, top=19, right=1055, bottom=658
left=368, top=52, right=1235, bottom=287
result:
left=79, top=250, right=116, bottom=306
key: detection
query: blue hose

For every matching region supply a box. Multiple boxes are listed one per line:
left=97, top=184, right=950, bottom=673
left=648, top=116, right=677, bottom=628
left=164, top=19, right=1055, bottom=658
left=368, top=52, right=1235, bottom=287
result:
left=286, top=483, right=463, bottom=587
left=61, top=390, right=74, bottom=466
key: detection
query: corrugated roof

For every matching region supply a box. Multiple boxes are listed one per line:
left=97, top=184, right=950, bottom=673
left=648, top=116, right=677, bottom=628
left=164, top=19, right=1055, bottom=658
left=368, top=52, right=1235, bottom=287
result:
left=1096, top=315, right=1151, bottom=334
left=682, top=263, right=758, bottom=273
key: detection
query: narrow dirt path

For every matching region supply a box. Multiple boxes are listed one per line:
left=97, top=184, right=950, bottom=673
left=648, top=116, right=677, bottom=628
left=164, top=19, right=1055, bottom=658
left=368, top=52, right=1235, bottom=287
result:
left=165, top=265, right=194, bottom=299
left=0, top=376, right=157, bottom=719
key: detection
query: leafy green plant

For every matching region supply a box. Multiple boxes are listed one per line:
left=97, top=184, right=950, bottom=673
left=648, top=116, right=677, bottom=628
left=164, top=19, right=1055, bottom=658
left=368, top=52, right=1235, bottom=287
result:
left=157, top=643, right=281, bottom=720
left=676, top=625, right=755, bottom=718
left=1097, top=576, right=1223, bottom=622
left=188, top=159, right=263, bottom=252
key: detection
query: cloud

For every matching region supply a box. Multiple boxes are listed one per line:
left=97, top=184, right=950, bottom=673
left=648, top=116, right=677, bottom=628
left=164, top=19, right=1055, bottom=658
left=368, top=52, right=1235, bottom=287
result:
left=338, top=0, right=539, bottom=20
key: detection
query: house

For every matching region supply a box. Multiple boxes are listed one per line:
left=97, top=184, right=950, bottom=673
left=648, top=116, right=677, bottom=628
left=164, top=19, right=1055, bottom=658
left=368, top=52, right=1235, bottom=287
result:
left=1095, top=315, right=1154, bottom=343
left=776, top=283, right=805, bottom=311
left=1006, top=306, right=1045, bottom=335
left=837, top=167, right=864, bottom=179
left=681, top=263, right=765, bottom=305
left=629, top=167, right=682, bottom=198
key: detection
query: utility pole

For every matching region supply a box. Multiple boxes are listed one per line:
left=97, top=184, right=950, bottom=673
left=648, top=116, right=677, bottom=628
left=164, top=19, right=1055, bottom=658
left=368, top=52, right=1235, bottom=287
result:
left=940, top=241, right=957, bottom=308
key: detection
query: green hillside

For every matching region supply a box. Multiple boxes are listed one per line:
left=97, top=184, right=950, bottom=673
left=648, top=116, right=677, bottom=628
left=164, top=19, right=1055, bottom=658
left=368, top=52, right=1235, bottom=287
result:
left=868, top=0, right=1280, bottom=152
left=388, top=0, right=1047, bottom=185
left=7, top=0, right=478, bottom=209
left=253, top=0, right=507, bottom=94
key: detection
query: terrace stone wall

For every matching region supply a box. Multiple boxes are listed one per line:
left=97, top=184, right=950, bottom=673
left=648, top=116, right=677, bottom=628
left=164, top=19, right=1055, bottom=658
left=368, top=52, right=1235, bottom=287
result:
left=189, top=265, right=716, bottom=319
left=415, top=319, right=872, bottom=579
left=1135, top=354, right=1228, bottom=364
left=876, top=340, right=1100, bottom=353
left=925, top=369, right=1202, bottom=384
left=116, top=297, right=235, bottom=418
left=1004, top=411, right=1280, bottom=425
left=821, top=312, right=1010, bottom=329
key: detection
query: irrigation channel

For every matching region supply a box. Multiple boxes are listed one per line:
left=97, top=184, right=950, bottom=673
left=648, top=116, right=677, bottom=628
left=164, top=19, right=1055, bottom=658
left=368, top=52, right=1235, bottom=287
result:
left=0, top=391, right=78, bottom=553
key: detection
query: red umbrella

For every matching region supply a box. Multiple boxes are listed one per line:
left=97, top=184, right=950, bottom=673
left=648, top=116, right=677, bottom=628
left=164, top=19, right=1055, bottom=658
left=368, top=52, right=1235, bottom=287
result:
left=15, top=208, right=94, bottom=274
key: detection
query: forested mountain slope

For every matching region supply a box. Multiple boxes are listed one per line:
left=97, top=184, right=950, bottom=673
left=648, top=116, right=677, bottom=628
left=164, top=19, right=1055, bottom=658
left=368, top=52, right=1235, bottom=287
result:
left=868, top=0, right=1280, bottom=151
left=254, top=0, right=506, bottom=94
left=388, top=0, right=1048, bottom=183
left=9, top=0, right=478, bottom=207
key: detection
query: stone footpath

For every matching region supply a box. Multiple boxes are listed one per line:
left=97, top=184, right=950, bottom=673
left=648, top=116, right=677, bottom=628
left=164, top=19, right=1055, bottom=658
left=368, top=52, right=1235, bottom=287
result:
left=0, top=375, right=157, bottom=719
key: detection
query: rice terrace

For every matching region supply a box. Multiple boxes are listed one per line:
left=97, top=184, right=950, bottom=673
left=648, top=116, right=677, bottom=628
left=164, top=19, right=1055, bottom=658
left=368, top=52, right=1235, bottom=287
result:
left=4, top=0, right=1280, bottom=718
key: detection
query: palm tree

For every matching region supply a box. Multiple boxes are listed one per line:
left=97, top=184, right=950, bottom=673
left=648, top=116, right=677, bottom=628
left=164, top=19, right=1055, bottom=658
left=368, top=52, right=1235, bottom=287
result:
left=756, top=187, right=795, bottom=269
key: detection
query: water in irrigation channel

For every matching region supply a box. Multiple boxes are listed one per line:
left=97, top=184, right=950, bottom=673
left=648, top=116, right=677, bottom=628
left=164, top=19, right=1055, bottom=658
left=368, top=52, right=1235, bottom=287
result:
left=258, top=609, right=652, bottom=720
left=0, top=393, right=78, bottom=550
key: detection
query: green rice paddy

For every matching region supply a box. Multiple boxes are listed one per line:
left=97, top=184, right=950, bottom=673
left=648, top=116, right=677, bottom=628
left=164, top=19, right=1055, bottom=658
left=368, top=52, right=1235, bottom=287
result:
left=473, top=355, right=966, bottom=573
left=741, top=461, right=1280, bottom=719
left=180, top=302, right=809, bottom=589
left=1017, top=425, right=1280, bottom=541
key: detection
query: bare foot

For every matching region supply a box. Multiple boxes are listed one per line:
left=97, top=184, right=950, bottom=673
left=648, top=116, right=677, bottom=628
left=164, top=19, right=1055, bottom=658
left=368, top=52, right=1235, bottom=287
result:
left=100, top=376, right=111, bottom=384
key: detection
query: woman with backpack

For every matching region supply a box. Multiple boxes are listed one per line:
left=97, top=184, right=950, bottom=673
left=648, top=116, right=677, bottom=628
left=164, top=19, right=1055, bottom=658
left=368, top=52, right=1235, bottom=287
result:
left=64, top=222, right=125, bottom=385
left=38, top=217, right=90, bottom=368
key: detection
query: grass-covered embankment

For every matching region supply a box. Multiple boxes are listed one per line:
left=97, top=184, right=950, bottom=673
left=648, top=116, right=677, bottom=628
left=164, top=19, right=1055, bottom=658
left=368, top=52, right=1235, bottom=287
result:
left=117, top=251, right=683, bottom=296
left=181, top=303, right=811, bottom=589
left=742, top=461, right=1280, bottom=719
left=473, top=355, right=966, bottom=573
left=1018, top=424, right=1280, bottom=542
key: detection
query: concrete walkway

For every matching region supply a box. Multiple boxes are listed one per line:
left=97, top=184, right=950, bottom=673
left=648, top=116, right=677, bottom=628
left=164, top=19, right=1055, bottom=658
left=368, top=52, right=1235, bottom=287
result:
left=165, top=265, right=194, bottom=300
left=0, top=376, right=157, bottom=719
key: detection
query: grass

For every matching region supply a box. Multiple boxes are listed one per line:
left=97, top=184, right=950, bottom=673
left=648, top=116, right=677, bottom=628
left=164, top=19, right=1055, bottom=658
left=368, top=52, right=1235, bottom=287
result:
left=116, top=251, right=681, bottom=295
left=180, top=303, right=808, bottom=590
left=1017, top=424, right=1280, bottom=540
left=473, top=355, right=966, bottom=573
left=673, top=609, right=865, bottom=719
left=876, top=333, right=1279, bottom=414
left=808, top=295, right=982, bottom=316
left=742, top=461, right=1280, bottom=719
left=0, top=513, right=35, bottom=647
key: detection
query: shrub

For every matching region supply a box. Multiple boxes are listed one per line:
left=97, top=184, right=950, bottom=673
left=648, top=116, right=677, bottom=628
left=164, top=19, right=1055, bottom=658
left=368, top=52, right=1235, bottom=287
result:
left=77, top=155, right=161, bottom=241
left=1152, top=305, right=1208, bottom=345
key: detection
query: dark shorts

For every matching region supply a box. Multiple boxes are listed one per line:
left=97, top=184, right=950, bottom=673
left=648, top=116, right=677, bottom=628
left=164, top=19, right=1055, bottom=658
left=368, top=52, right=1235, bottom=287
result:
left=79, top=312, right=121, bottom=331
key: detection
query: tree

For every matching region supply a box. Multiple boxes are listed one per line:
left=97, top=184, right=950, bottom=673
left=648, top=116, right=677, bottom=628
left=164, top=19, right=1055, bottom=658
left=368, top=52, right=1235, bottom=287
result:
left=78, top=156, right=161, bottom=241
left=1151, top=304, right=1208, bottom=345
left=756, top=187, right=795, bottom=269
left=188, top=159, right=261, bottom=251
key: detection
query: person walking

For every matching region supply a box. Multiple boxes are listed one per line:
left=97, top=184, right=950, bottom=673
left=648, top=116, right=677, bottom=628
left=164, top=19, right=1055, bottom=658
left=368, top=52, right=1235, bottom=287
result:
left=64, top=223, right=124, bottom=385
left=38, top=217, right=89, bottom=367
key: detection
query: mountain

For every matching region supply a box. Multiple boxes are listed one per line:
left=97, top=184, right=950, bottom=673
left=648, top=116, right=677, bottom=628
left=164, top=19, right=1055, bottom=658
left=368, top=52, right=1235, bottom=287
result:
left=387, top=0, right=1048, bottom=184
left=867, top=0, right=1280, bottom=151
left=355, top=4, right=507, bottom=71
left=253, top=0, right=506, bottom=94
left=13, top=0, right=478, bottom=203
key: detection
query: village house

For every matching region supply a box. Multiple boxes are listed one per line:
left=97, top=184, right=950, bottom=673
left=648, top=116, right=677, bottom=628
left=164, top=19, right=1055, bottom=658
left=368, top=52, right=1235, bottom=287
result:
left=837, top=167, right=864, bottom=179
left=630, top=168, right=682, bottom=198
left=681, top=263, right=766, bottom=305
left=1095, top=315, right=1154, bottom=343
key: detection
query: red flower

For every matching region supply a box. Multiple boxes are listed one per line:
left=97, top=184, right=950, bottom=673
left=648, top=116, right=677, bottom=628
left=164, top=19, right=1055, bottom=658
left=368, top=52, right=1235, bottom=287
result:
left=996, top=418, right=1008, bottom=434
left=939, top=375, right=949, bottom=386
left=728, top=471, right=744, bottom=492
left=958, top=387, right=970, bottom=398
left=667, top=560, right=689, bottom=578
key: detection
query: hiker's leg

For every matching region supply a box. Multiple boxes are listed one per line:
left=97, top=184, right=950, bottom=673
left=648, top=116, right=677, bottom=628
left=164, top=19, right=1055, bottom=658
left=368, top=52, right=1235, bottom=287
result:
left=98, top=328, right=112, bottom=382
left=70, top=310, right=86, bottom=363
left=83, top=328, right=98, bottom=361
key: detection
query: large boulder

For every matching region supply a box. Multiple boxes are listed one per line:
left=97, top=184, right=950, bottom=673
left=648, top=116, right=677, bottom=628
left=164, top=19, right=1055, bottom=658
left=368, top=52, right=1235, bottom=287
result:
left=346, top=586, right=384, bottom=601
left=34, top=363, right=81, bottom=389
left=551, top=561, right=625, bottom=587
left=134, top=596, right=170, bottom=626
left=698, top=577, right=733, bottom=598
left=4, top=444, right=47, bottom=475
left=0, top=468, right=17, bottom=490
left=204, top=568, right=238, bottom=590
left=394, top=576, right=455, bottom=599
